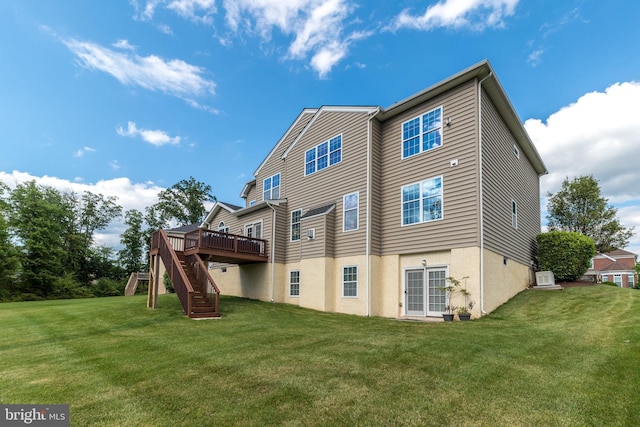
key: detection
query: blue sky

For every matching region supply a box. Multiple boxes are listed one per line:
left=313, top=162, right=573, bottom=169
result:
left=2, top=0, right=640, bottom=253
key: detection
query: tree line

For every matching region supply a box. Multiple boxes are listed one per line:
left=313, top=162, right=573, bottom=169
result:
left=0, top=177, right=214, bottom=302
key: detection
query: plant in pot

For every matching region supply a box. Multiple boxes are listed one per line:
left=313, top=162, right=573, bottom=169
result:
left=438, top=278, right=462, bottom=322
left=440, top=276, right=473, bottom=321
left=453, top=277, right=474, bottom=321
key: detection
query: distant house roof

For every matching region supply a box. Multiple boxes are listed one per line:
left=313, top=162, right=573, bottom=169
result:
left=166, top=223, right=200, bottom=234
left=301, top=203, right=336, bottom=220
left=603, top=249, right=637, bottom=258
left=599, top=260, right=635, bottom=272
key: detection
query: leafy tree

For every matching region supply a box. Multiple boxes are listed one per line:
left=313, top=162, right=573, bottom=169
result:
left=151, top=176, right=215, bottom=227
left=0, top=183, right=19, bottom=300
left=536, top=231, right=596, bottom=281
left=8, top=181, right=69, bottom=297
left=119, top=209, right=146, bottom=273
left=546, top=175, right=634, bottom=253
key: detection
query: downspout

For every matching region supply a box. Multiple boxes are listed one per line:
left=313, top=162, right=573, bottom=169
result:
left=366, top=107, right=381, bottom=317
left=478, top=72, right=492, bottom=316
left=266, top=201, right=276, bottom=303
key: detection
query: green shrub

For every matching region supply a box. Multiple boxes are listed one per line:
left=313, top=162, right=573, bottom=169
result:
left=93, top=278, right=125, bottom=297
left=536, top=231, right=596, bottom=281
left=600, top=281, right=618, bottom=287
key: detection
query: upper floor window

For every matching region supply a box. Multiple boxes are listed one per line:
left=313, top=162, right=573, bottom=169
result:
left=402, top=176, right=443, bottom=226
left=513, top=144, right=520, bottom=159
left=343, top=192, right=359, bottom=232
left=305, top=135, right=342, bottom=176
left=263, top=173, right=280, bottom=200
left=217, top=221, right=229, bottom=233
left=291, top=209, right=302, bottom=241
left=402, top=106, right=442, bottom=158
left=511, top=200, right=518, bottom=229
left=249, top=200, right=256, bottom=206
left=245, top=221, right=262, bottom=239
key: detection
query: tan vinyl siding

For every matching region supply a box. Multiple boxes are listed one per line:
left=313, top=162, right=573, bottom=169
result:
left=481, top=89, right=541, bottom=264
left=378, top=80, right=480, bottom=255
left=245, top=184, right=257, bottom=207
left=370, top=118, right=383, bottom=256
left=283, top=110, right=371, bottom=261
left=256, top=111, right=316, bottom=201
left=299, top=210, right=335, bottom=259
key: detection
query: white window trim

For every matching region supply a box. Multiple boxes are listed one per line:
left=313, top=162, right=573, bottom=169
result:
left=401, top=105, right=443, bottom=159
left=263, top=173, right=281, bottom=201
left=614, top=274, right=623, bottom=287
left=217, top=221, right=229, bottom=233
left=305, top=134, right=342, bottom=176
left=400, top=176, right=444, bottom=227
left=342, top=265, right=359, bottom=298
left=291, top=209, right=302, bottom=242
left=289, top=270, right=300, bottom=297
left=513, top=144, right=520, bottom=159
left=512, top=200, right=518, bottom=229
left=244, top=220, right=263, bottom=239
left=343, top=192, right=359, bottom=232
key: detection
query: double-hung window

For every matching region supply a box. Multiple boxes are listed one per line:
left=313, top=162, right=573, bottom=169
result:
left=291, top=209, right=302, bottom=241
left=402, top=176, right=443, bottom=226
left=402, top=106, right=442, bottom=158
left=343, top=192, right=358, bottom=232
left=263, top=173, right=280, bottom=200
left=289, top=271, right=300, bottom=297
left=343, top=266, right=358, bottom=297
left=305, top=135, right=342, bottom=175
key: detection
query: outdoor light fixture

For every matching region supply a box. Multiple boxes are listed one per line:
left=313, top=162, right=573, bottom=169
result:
left=421, top=259, right=427, bottom=267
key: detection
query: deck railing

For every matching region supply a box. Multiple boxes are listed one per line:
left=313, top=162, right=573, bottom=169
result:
left=187, top=253, right=220, bottom=315
left=184, top=229, right=267, bottom=258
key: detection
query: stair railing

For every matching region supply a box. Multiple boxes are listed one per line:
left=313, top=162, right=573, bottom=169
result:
left=152, top=229, right=194, bottom=316
left=187, top=253, right=221, bottom=317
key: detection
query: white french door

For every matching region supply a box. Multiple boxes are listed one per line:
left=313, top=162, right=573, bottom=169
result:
left=405, top=267, right=447, bottom=317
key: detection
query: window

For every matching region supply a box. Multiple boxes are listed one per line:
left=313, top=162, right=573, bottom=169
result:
left=343, top=192, right=359, bottom=232
left=289, top=271, right=300, bottom=297
left=244, top=221, right=262, bottom=239
left=343, top=266, right=358, bottom=297
left=628, top=274, right=635, bottom=287
left=513, top=144, right=520, bottom=159
left=614, top=274, right=622, bottom=287
left=402, top=106, right=442, bottom=158
left=305, top=135, right=342, bottom=175
left=512, top=200, right=518, bottom=229
left=263, top=173, right=280, bottom=200
left=217, top=221, right=229, bottom=233
left=601, top=274, right=608, bottom=282
left=589, top=258, right=594, bottom=269
left=291, top=209, right=302, bottom=241
left=402, top=176, right=443, bottom=226
left=249, top=200, right=256, bottom=206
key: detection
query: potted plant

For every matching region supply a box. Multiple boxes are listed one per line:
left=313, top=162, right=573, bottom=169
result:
left=440, top=276, right=474, bottom=321
left=438, top=278, right=461, bottom=322
left=453, top=277, right=474, bottom=321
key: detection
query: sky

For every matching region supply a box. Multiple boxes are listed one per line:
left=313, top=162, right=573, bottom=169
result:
left=1, top=0, right=640, bottom=254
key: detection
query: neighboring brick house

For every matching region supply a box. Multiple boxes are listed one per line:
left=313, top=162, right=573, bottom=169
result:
left=586, top=249, right=638, bottom=287
left=149, top=60, right=548, bottom=319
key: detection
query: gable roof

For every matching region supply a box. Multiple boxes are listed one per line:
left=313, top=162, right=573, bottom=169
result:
left=598, top=260, right=635, bottom=272
left=301, top=203, right=336, bottom=220
left=253, top=108, right=318, bottom=177
left=377, top=59, right=548, bottom=176
left=604, top=249, right=637, bottom=258
left=166, top=223, right=200, bottom=234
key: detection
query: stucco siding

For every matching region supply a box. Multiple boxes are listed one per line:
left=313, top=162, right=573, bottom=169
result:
left=378, top=80, right=480, bottom=255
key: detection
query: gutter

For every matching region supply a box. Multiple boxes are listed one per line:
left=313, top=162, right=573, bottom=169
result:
left=365, top=107, right=381, bottom=317
left=478, top=71, right=492, bottom=316
left=266, top=201, right=276, bottom=303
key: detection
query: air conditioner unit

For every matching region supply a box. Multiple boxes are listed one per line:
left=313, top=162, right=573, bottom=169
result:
left=306, top=228, right=315, bottom=240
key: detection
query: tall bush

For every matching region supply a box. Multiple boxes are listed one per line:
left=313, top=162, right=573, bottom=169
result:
left=536, top=231, right=596, bottom=281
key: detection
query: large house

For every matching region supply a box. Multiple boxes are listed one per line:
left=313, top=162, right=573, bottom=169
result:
left=586, top=249, right=637, bottom=287
left=148, top=60, right=548, bottom=319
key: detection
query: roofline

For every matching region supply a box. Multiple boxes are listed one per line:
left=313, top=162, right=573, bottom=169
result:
left=281, top=106, right=378, bottom=159
left=201, top=199, right=286, bottom=227
left=377, top=59, right=548, bottom=176
left=201, top=201, right=242, bottom=228
left=253, top=108, right=318, bottom=177
left=240, top=179, right=256, bottom=199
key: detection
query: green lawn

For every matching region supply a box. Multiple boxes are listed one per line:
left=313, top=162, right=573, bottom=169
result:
left=1, top=286, right=639, bottom=426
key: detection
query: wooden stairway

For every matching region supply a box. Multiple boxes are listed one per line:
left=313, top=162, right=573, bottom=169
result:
left=176, top=253, right=219, bottom=319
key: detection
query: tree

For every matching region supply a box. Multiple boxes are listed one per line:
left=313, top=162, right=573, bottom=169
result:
left=0, top=183, right=19, bottom=300
left=119, top=209, right=146, bottom=273
left=536, top=231, right=596, bottom=281
left=546, top=175, right=634, bottom=253
left=151, top=176, right=215, bottom=227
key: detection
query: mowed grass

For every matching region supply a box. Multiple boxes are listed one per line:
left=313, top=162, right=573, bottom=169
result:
left=1, top=286, right=639, bottom=426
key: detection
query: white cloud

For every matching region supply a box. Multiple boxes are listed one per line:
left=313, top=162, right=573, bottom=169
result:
left=73, top=146, right=96, bottom=158
left=63, top=38, right=216, bottom=102
left=167, top=0, right=217, bottom=24
left=392, top=0, right=519, bottom=31
left=525, top=81, right=640, bottom=252
left=0, top=171, right=165, bottom=248
left=112, top=39, right=137, bottom=50
left=117, top=121, right=181, bottom=147
left=527, top=48, right=544, bottom=67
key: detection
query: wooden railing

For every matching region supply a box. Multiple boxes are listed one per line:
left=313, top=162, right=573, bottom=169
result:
left=184, top=229, right=267, bottom=258
left=187, top=253, right=220, bottom=315
left=152, top=229, right=193, bottom=316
